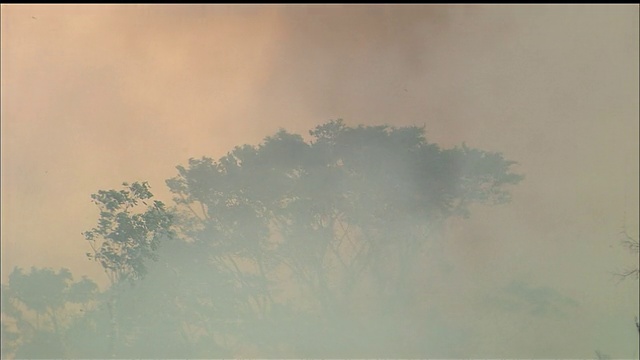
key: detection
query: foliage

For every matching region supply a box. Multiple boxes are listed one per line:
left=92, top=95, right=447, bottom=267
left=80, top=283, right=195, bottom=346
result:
left=1, top=267, right=99, bottom=359
left=163, top=120, right=523, bottom=355
left=2, top=121, right=523, bottom=358
left=82, top=181, right=175, bottom=284
left=80, top=181, right=176, bottom=357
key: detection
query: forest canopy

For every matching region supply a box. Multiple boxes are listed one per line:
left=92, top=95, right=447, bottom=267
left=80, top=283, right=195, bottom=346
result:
left=2, top=120, right=524, bottom=358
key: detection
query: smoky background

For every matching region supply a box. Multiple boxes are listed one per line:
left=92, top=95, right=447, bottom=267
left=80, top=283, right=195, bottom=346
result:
left=1, top=4, right=638, bottom=358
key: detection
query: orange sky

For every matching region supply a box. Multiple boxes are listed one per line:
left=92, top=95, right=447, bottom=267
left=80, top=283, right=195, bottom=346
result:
left=2, top=5, right=638, bottom=358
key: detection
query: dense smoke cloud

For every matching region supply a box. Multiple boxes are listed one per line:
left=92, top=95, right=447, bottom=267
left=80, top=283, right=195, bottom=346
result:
left=2, top=5, right=638, bottom=358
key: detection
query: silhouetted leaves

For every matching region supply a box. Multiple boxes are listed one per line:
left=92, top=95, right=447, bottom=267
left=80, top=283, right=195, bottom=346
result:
left=163, top=120, right=523, bottom=356
left=2, top=121, right=523, bottom=358
left=83, top=181, right=175, bottom=284
left=1, top=267, right=99, bottom=358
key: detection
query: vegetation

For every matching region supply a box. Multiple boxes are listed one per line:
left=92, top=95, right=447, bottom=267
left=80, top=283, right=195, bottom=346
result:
left=1, top=120, right=524, bottom=358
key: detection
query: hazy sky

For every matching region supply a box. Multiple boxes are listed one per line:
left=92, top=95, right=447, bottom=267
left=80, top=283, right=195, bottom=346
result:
left=2, top=4, right=638, bottom=358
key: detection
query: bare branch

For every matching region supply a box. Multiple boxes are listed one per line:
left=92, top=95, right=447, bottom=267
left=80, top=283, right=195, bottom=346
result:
left=620, top=229, right=639, bottom=253
left=616, top=229, right=640, bottom=281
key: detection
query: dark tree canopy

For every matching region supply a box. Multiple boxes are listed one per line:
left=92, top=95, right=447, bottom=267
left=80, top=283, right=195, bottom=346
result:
left=1, top=267, right=99, bottom=359
left=2, top=121, right=524, bottom=358
left=160, top=120, right=523, bottom=356
left=82, top=181, right=175, bottom=284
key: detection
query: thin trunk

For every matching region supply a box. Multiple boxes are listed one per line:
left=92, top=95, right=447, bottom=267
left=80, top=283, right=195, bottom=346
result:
left=107, top=292, right=116, bottom=358
left=224, top=254, right=264, bottom=317
left=106, top=283, right=121, bottom=359
left=256, top=252, right=274, bottom=313
left=47, top=308, right=61, bottom=340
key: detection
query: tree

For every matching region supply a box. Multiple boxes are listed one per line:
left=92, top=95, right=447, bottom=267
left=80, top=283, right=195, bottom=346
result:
left=83, top=181, right=175, bottom=284
left=1, top=267, right=98, bottom=359
left=3, top=121, right=523, bottom=358
left=164, top=120, right=524, bottom=356
left=82, top=181, right=174, bottom=357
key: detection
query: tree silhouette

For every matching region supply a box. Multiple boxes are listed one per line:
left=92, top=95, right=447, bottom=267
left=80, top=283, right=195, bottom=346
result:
left=1, top=267, right=99, bottom=359
left=83, top=181, right=174, bottom=284
left=164, top=120, right=524, bottom=356
left=82, top=181, right=174, bottom=357
left=3, top=121, right=522, bottom=358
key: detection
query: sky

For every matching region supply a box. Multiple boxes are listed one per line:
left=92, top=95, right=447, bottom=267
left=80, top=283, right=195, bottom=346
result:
left=1, top=4, right=639, bottom=358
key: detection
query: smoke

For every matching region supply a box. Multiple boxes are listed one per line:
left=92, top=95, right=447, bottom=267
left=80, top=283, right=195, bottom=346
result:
left=2, top=4, right=638, bottom=358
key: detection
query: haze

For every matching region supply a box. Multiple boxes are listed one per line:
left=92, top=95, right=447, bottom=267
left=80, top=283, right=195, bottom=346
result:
left=2, top=4, right=638, bottom=358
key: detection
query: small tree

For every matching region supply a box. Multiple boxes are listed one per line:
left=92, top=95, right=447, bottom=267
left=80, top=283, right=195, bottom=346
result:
left=1, top=267, right=99, bottom=359
left=165, top=120, right=524, bottom=356
left=83, top=181, right=174, bottom=284
left=82, top=181, right=174, bottom=357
